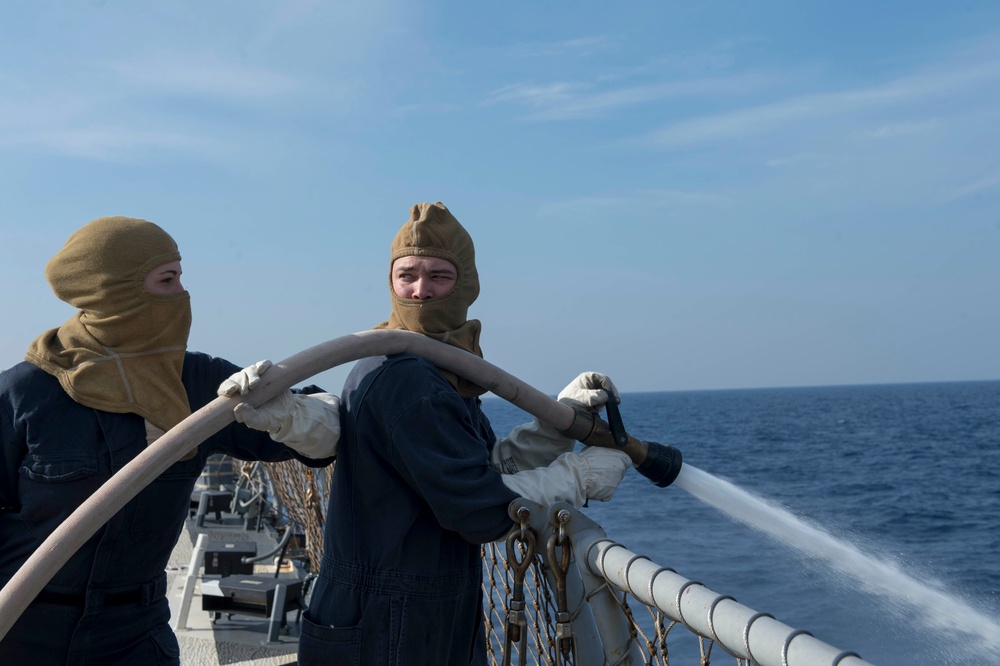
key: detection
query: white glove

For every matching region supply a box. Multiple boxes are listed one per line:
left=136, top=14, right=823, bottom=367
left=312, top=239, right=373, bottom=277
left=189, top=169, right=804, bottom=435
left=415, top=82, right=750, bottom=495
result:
left=233, top=391, right=341, bottom=460
left=218, top=360, right=273, bottom=397
left=490, top=372, right=621, bottom=474
left=492, top=418, right=575, bottom=474
left=557, top=371, right=620, bottom=412
left=500, top=447, right=632, bottom=508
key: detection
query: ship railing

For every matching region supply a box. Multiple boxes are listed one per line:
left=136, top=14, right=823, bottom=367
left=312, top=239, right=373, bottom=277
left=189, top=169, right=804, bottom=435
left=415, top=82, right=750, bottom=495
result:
left=254, top=452, right=876, bottom=666
left=480, top=498, right=874, bottom=666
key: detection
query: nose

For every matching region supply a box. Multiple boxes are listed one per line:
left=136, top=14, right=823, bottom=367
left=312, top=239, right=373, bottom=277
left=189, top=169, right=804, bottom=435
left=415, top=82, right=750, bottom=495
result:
left=410, top=278, right=434, bottom=300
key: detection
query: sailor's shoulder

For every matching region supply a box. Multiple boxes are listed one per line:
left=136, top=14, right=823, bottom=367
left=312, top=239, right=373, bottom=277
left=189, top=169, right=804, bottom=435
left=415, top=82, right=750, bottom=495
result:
left=348, top=353, right=452, bottom=407
left=375, top=353, right=451, bottom=389
left=0, top=361, right=60, bottom=395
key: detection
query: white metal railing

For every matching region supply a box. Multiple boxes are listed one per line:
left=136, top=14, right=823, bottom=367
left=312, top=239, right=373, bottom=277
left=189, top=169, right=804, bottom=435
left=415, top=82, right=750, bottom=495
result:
left=489, top=498, right=873, bottom=666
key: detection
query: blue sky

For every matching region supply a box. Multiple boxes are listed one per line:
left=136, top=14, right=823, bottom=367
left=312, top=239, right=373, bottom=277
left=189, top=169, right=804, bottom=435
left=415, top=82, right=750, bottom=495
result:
left=1, top=1, right=998, bottom=394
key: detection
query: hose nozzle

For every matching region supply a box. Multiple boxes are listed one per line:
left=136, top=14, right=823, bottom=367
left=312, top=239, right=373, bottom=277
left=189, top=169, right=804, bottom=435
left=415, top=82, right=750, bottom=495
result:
left=634, top=438, right=683, bottom=487
left=559, top=400, right=683, bottom=488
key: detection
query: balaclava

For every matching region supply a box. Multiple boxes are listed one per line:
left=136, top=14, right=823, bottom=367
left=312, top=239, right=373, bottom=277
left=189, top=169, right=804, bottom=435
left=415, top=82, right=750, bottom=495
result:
left=25, top=216, right=193, bottom=432
left=374, top=202, right=486, bottom=398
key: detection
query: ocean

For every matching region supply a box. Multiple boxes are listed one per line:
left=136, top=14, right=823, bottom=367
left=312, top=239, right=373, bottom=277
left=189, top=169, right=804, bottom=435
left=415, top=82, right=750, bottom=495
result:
left=481, top=380, right=1000, bottom=666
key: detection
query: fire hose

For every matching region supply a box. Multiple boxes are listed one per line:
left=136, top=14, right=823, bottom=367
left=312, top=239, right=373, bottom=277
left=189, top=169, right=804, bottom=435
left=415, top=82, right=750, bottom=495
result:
left=0, top=329, right=681, bottom=639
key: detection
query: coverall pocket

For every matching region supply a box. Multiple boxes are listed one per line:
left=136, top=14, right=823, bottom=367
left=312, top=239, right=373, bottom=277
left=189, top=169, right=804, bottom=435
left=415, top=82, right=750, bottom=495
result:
left=299, top=614, right=362, bottom=666
left=96, top=624, right=180, bottom=666
left=148, top=625, right=182, bottom=664
left=18, top=454, right=98, bottom=527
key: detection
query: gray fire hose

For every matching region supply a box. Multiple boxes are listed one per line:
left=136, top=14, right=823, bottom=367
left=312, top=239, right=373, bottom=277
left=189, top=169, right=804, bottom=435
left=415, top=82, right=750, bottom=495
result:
left=0, top=329, right=680, bottom=639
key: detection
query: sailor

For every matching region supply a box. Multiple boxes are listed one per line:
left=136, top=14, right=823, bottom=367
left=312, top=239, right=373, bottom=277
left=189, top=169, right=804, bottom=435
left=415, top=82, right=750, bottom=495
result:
left=232, top=202, right=633, bottom=665
left=0, top=216, right=340, bottom=665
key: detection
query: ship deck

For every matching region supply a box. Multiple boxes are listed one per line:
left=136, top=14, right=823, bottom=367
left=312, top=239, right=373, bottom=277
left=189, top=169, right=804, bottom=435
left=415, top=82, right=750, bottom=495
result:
left=167, top=506, right=304, bottom=666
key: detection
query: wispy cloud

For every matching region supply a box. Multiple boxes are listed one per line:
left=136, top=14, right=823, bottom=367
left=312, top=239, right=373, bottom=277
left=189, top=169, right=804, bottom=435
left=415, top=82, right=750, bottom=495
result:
left=0, top=84, right=234, bottom=161
left=765, top=153, right=828, bottom=167
left=638, top=37, right=770, bottom=78
left=507, top=36, right=615, bottom=58
left=484, top=73, right=776, bottom=120
left=538, top=188, right=730, bottom=218
left=0, top=48, right=305, bottom=161
left=387, top=101, right=464, bottom=118
left=484, top=82, right=588, bottom=109
left=639, top=187, right=732, bottom=206
left=4, top=126, right=221, bottom=162
left=0, top=93, right=96, bottom=133
left=647, top=60, right=1000, bottom=147
left=862, top=120, right=938, bottom=139
left=110, top=50, right=300, bottom=98
left=942, top=172, right=1000, bottom=202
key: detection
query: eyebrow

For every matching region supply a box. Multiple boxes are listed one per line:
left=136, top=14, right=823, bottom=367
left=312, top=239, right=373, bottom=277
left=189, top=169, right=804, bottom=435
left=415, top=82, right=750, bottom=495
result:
left=393, top=263, right=455, bottom=275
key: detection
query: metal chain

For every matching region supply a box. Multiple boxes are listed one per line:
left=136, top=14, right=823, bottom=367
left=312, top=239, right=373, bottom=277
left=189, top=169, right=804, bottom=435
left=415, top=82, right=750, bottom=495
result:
left=547, top=510, right=576, bottom=666
left=503, top=507, right=536, bottom=666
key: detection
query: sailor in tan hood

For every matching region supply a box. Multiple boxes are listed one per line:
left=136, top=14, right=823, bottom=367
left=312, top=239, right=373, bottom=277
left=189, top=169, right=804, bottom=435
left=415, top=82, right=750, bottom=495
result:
left=0, top=216, right=336, bottom=665
left=26, top=216, right=193, bottom=433
left=374, top=201, right=487, bottom=397
left=275, top=201, right=633, bottom=666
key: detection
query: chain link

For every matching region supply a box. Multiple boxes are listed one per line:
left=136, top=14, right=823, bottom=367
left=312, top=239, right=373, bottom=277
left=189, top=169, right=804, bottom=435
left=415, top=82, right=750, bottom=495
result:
left=503, top=507, right=536, bottom=666
left=547, top=510, right=575, bottom=666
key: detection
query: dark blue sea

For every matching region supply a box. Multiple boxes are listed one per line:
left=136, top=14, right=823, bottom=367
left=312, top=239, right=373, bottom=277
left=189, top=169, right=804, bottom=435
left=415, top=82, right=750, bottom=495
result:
left=482, top=380, right=1000, bottom=666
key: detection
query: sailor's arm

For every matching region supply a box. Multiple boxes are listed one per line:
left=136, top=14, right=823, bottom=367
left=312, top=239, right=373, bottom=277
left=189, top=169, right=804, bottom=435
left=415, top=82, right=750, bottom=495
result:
left=499, top=446, right=632, bottom=508
left=217, top=360, right=341, bottom=461
left=491, top=371, right=621, bottom=473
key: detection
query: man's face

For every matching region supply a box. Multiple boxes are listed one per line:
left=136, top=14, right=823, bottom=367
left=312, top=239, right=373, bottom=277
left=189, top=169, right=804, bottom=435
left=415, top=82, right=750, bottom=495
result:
left=144, top=260, right=185, bottom=295
left=391, top=256, right=457, bottom=300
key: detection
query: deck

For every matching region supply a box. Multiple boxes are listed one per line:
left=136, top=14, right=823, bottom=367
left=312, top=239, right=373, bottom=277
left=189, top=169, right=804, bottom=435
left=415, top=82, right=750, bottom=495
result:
left=166, top=499, right=305, bottom=666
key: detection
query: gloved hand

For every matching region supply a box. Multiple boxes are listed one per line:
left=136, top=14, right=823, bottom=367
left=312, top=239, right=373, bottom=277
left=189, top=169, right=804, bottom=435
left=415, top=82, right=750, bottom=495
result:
left=232, top=391, right=341, bottom=460
left=490, top=371, right=621, bottom=474
left=499, top=447, right=632, bottom=508
left=217, top=360, right=273, bottom=397
left=557, top=371, right=620, bottom=412
left=217, top=361, right=340, bottom=460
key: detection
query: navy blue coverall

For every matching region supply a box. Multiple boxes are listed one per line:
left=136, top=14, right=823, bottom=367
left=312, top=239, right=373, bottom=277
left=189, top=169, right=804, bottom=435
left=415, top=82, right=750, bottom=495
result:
left=0, top=352, right=331, bottom=665
left=298, top=353, right=519, bottom=666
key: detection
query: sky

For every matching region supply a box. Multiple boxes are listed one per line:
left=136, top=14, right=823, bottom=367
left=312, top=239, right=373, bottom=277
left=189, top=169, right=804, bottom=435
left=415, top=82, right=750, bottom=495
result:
left=1, top=1, right=998, bottom=395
